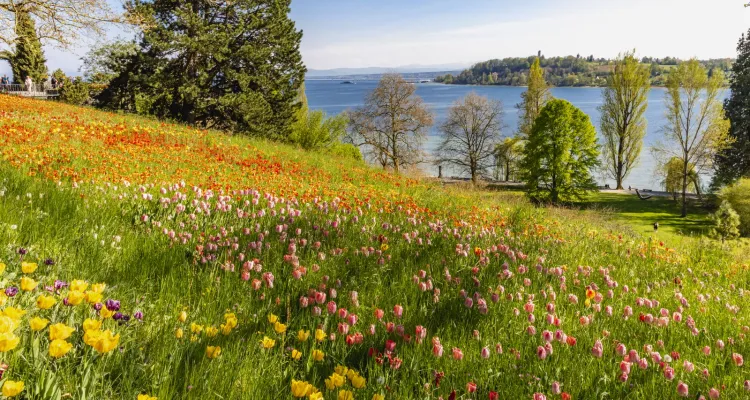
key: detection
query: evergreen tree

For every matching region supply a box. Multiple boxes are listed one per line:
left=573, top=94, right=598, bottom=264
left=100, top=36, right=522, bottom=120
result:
left=516, top=57, right=551, bottom=137
left=713, top=29, right=750, bottom=188
left=99, top=0, right=305, bottom=139
left=0, top=10, right=47, bottom=84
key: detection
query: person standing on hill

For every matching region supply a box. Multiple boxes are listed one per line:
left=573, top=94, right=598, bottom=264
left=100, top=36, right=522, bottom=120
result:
left=0, top=75, right=8, bottom=90
left=24, top=76, right=33, bottom=92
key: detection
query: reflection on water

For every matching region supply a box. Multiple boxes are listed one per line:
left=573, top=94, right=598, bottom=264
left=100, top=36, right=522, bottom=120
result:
left=306, top=80, right=727, bottom=189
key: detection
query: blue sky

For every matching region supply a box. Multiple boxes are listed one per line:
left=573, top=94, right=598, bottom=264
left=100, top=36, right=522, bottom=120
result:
left=2, top=0, right=750, bottom=77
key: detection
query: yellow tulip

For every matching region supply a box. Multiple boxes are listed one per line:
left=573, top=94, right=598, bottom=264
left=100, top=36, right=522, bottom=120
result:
left=291, top=379, right=311, bottom=398
left=66, top=290, right=85, bottom=306
left=89, top=329, right=120, bottom=353
left=21, top=261, right=37, bottom=274
left=274, top=321, right=287, bottom=334
left=175, top=328, right=184, bottom=339
left=315, top=329, right=326, bottom=342
left=338, top=390, right=354, bottom=400
left=49, top=339, right=73, bottom=358
left=137, top=395, right=158, bottom=400
left=267, top=313, right=278, bottom=324
left=312, top=349, right=325, bottom=361
left=350, top=374, right=366, bottom=389
left=1, top=307, right=25, bottom=321
left=29, top=317, right=49, bottom=331
left=297, top=329, right=310, bottom=342
left=1, top=380, right=23, bottom=397
left=0, top=315, right=18, bottom=333
left=205, top=326, right=218, bottom=337
left=178, top=310, right=188, bottom=323
left=372, top=395, right=385, bottom=400
left=0, top=263, right=6, bottom=274
left=49, top=323, right=75, bottom=341
left=0, top=332, right=20, bottom=352
left=36, top=295, right=56, bottom=310
left=291, top=349, right=302, bottom=360
left=335, top=365, right=349, bottom=377
left=220, top=324, right=232, bottom=335
left=70, top=279, right=89, bottom=292
left=206, top=345, right=221, bottom=359
left=261, top=336, right=275, bottom=349
left=190, top=322, right=203, bottom=334
left=309, top=393, right=324, bottom=400
left=19, top=276, right=38, bottom=292
left=100, top=307, right=115, bottom=319
left=90, top=283, right=106, bottom=293
left=85, top=291, right=103, bottom=304
left=325, top=373, right=345, bottom=389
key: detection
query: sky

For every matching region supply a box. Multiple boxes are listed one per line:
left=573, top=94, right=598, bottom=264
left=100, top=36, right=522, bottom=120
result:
left=1, top=0, right=750, bottom=77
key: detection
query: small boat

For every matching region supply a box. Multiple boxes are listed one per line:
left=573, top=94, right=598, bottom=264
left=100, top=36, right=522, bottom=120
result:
left=420, top=80, right=431, bottom=83
left=340, top=81, right=355, bottom=84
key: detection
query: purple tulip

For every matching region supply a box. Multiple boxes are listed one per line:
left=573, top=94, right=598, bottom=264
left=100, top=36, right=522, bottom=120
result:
left=106, top=299, right=121, bottom=311
left=93, top=302, right=103, bottom=311
left=134, top=311, right=144, bottom=320
left=4, top=287, right=18, bottom=297
left=44, top=258, right=55, bottom=266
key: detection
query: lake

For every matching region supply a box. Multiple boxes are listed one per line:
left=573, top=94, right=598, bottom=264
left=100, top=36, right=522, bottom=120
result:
left=305, top=80, right=727, bottom=189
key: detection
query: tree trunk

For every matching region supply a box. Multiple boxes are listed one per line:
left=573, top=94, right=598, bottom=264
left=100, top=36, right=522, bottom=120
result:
left=681, top=165, right=688, bottom=218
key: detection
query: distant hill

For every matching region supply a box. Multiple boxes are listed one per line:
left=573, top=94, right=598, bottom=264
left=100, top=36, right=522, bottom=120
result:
left=435, top=55, right=733, bottom=87
left=306, top=63, right=470, bottom=78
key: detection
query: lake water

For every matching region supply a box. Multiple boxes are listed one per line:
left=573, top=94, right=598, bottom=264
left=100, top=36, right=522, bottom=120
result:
left=306, top=80, right=727, bottom=189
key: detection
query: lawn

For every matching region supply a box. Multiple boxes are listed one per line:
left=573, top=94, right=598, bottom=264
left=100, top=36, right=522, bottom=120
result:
left=0, top=95, right=748, bottom=399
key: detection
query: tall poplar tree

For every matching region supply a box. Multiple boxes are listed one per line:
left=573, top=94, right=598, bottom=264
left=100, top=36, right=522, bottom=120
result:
left=599, top=51, right=650, bottom=189
left=516, top=57, right=552, bottom=137
left=713, top=28, right=750, bottom=188
left=0, top=10, right=47, bottom=84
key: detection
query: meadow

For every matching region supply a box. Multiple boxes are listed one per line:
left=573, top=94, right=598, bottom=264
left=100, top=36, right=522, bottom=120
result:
left=0, top=94, right=748, bottom=399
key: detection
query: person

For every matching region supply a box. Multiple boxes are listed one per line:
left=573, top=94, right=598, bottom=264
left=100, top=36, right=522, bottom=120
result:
left=51, top=76, right=57, bottom=89
left=25, top=76, right=33, bottom=92
left=0, top=75, right=8, bottom=91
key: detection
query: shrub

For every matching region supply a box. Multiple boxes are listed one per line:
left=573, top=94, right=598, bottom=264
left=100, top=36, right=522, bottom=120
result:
left=59, top=78, right=91, bottom=105
left=711, top=201, right=741, bottom=241
left=327, top=142, right=363, bottom=162
left=719, top=177, right=750, bottom=235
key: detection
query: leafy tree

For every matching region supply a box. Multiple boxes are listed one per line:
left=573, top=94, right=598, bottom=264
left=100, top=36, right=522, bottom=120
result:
left=436, top=92, right=503, bottom=184
left=521, top=99, right=599, bottom=203
left=713, top=28, right=750, bottom=188
left=81, top=40, right=138, bottom=85
left=347, top=73, right=433, bottom=173
left=51, top=68, right=66, bottom=83
left=0, top=0, right=116, bottom=49
left=711, top=201, right=741, bottom=242
left=661, top=157, right=700, bottom=201
left=516, top=57, right=551, bottom=137
left=99, top=0, right=306, bottom=139
left=59, top=77, right=90, bottom=105
left=719, top=178, right=750, bottom=235
left=494, top=137, right=523, bottom=182
left=652, top=59, right=731, bottom=217
left=0, top=10, right=46, bottom=84
left=290, top=83, right=349, bottom=151
left=599, top=51, right=650, bottom=189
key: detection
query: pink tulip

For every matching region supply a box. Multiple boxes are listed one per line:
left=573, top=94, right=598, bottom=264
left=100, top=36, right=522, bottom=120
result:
left=638, top=358, right=649, bottom=370
left=709, top=388, right=719, bottom=399
left=618, top=372, right=629, bottom=382
left=703, top=346, right=711, bottom=356
left=527, top=326, right=537, bottom=336
left=677, top=381, right=689, bottom=397
left=551, top=382, right=561, bottom=395
left=533, top=393, right=547, bottom=400
left=452, top=347, right=464, bottom=360
left=326, top=301, right=337, bottom=314
left=683, top=360, right=694, bottom=373
left=481, top=347, right=490, bottom=359
left=616, top=343, right=627, bottom=357
left=433, top=343, right=444, bottom=357
left=592, top=340, right=603, bottom=358
left=374, top=308, right=384, bottom=320
left=619, top=361, right=631, bottom=374
left=393, top=304, right=403, bottom=318
left=744, top=380, right=750, bottom=391
left=536, top=346, right=547, bottom=360
left=732, top=353, right=744, bottom=366
left=664, top=366, right=675, bottom=381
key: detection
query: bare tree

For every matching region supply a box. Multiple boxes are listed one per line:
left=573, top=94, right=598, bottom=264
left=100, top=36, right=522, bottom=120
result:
left=436, top=92, right=503, bottom=184
left=0, top=0, right=118, bottom=48
left=652, top=59, right=731, bottom=217
left=347, top=73, right=433, bottom=173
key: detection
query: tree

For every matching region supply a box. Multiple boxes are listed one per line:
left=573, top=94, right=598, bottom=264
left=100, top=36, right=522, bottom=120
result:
left=661, top=157, right=700, bottom=201
left=719, top=178, right=750, bottom=236
left=599, top=51, right=650, bottom=189
left=713, top=28, right=750, bottom=188
left=80, top=40, right=138, bottom=85
left=99, top=0, right=305, bottom=139
left=494, top=137, right=523, bottom=182
left=711, top=201, right=741, bottom=242
left=516, top=57, right=552, bottom=137
left=520, top=99, right=600, bottom=203
left=0, top=10, right=46, bottom=84
left=290, top=82, right=349, bottom=151
left=0, top=0, right=117, bottom=49
left=347, top=73, right=433, bottom=173
left=436, top=93, right=503, bottom=184
left=652, top=59, right=731, bottom=217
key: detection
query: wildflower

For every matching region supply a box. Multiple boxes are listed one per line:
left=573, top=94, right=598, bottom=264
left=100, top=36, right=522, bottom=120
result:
left=268, top=313, right=278, bottom=324
left=19, top=277, right=38, bottom=292
left=274, top=321, right=287, bottom=334
left=175, top=328, right=184, bottom=339
left=261, top=336, right=276, bottom=349
left=0, top=332, right=20, bottom=352
left=338, top=390, right=354, bottom=400
left=291, top=349, right=302, bottom=360
left=297, top=329, right=310, bottom=342
left=206, top=345, right=221, bottom=359
left=67, top=290, right=85, bottom=306
left=49, top=323, right=75, bottom=340
left=325, top=373, right=346, bottom=389
left=312, top=349, right=325, bottom=361
left=21, top=262, right=38, bottom=274
left=49, top=339, right=73, bottom=358
left=29, top=317, right=49, bottom=331
left=178, top=311, right=188, bottom=323
left=36, top=295, right=56, bottom=310
left=315, top=329, right=326, bottom=342
left=1, top=380, right=23, bottom=397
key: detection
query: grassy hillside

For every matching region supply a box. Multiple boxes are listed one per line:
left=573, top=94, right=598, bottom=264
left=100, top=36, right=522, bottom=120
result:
left=0, top=94, right=748, bottom=399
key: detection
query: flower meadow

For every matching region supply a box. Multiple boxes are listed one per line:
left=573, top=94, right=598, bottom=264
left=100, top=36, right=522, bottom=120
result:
left=0, top=94, right=749, bottom=399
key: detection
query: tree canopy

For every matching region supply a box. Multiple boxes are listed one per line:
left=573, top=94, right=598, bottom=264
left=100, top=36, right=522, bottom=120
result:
left=516, top=57, right=551, bottom=138
left=521, top=99, right=600, bottom=203
left=0, top=10, right=46, bottom=84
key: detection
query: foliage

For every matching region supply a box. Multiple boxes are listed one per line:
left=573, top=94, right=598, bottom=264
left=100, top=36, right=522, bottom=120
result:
left=80, top=40, right=138, bottom=85
left=652, top=59, right=731, bottom=217
left=51, top=68, right=66, bottom=84
left=720, top=178, right=750, bottom=235
left=0, top=11, right=47, bottom=84
left=714, top=28, right=750, bottom=188
left=711, top=201, right=741, bottom=242
left=521, top=99, right=599, bottom=203
left=99, top=0, right=306, bottom=139
left=599, top=51, right=650, bottom=190
left=661, top=157, right=699, bottom=200
left=435, top=55, right=731, bottom=87
left=290, top=83, right=349, bottom=151
left=347, top=73, right=434, bottom=173
left=516, top=58, right=551, bottom=138
left=0, top=95, right=748, bottom=399
left=494, top=137, right=524, bottom=182
left=436, top=92, right=503, bottom=184
left=327, top=142, right=363, bottom=162
left=59, top=77, right=91, bottom=105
